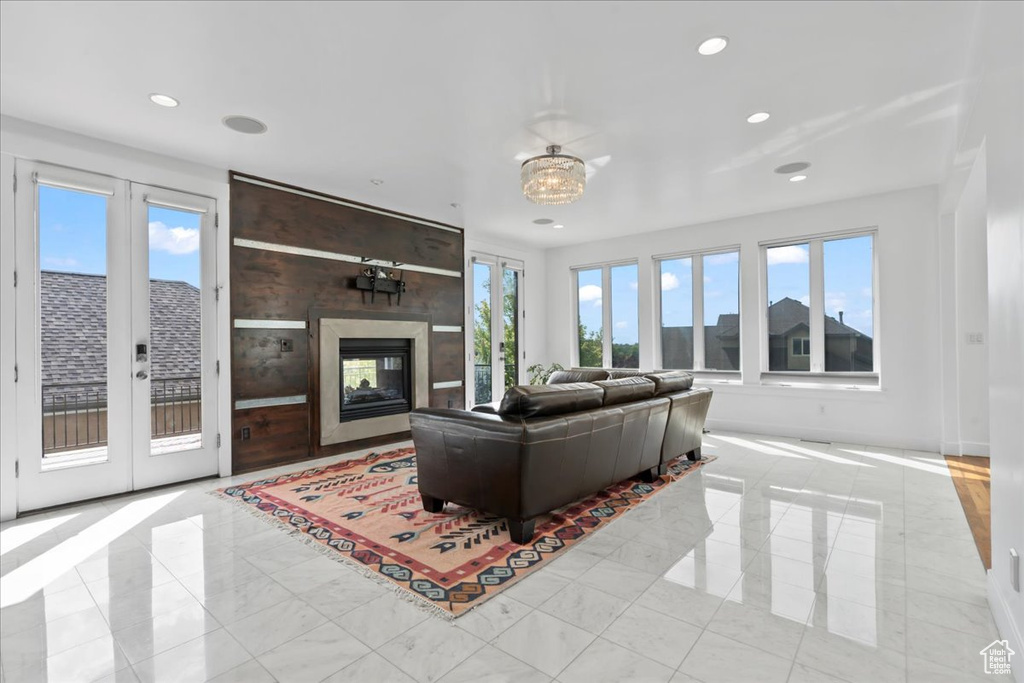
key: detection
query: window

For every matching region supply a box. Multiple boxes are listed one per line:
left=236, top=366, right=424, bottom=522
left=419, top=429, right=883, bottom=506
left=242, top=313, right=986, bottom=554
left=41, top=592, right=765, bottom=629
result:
left=764, top=233, right=875, bottom=374
left=657, top=249, right=740, bottom=371
left=573, top=262, right=639, bottom=368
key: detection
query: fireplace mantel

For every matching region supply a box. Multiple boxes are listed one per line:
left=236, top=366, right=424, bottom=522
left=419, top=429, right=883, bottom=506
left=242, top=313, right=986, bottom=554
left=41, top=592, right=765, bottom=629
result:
left=320, top=318, right=429, bottom=446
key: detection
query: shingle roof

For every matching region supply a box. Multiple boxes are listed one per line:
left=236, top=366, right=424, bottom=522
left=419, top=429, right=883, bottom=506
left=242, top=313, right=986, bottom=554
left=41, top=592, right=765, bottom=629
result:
left=41, top=271, right=200, bottom=399
left=766, top=297, right=864, bottom=337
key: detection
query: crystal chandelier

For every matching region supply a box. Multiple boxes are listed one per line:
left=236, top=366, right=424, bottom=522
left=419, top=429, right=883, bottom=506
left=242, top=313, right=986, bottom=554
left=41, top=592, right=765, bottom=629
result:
left=521, top=145, right=586, bottom=205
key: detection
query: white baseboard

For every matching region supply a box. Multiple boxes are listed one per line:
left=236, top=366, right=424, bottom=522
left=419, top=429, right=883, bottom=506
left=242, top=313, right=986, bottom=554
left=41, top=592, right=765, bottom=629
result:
left=939, top=440, right=992, bottom=457
left=988, top=571, right=1023, bottom=682
left=703, top=418, right=940, bottom=452
left=961, top=441, right=991, bottom=456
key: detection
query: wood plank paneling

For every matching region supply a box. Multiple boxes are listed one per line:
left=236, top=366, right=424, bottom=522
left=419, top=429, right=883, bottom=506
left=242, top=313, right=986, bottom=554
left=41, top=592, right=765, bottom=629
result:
left=231, top=328, right=309, bottom=399
left=231, top=247, right=462, bottom=321
left=229, top=172, right=464, bottom=472
left=430, top=333, right=465, bottom=386
left=231, top=177, right=462, bottom=273
left=231, top=402, right=310, bottom=473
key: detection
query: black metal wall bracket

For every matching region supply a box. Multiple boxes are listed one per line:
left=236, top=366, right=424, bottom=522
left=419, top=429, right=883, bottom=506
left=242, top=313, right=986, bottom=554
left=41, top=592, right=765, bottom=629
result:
left=356, top=263, right=406, bottom=305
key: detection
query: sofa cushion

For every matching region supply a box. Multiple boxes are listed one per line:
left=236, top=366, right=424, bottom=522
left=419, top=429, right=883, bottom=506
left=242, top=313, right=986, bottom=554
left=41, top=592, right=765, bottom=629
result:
left=594, top=376, right=656, bottom=406
left=644, top=371, right=694, bottom=395
left=471, top=402, right=500, bottom=414
left=607, top=369, right=645, bottom=379
left=498, top=382, right=604, bottom=418
left=547, top=369, right=610, bottom=384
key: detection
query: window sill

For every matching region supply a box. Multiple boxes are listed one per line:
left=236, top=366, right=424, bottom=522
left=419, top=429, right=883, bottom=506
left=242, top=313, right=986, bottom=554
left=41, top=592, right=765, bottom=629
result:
left=758, top=372, right=879, bottom=391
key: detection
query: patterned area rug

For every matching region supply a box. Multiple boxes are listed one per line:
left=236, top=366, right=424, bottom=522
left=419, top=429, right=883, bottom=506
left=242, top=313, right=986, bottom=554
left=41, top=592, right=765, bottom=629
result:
left=214, top=448, right=713, bottom=617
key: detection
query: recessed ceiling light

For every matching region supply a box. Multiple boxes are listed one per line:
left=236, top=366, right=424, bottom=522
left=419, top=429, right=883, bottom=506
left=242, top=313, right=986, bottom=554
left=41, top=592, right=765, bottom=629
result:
left=149, top=93, right=179, bottom=108
left=532, top=218, right=554, bottom=225
left=789, top=175, right=808, bottom=183
left=370, top=179, right=384, bottom=186
left=747, top=112, right=770, bottom=124
left=222, top=115, right=267, bottom=134
left=553, top=224, right=565, bottom=229
left=697, top=36, right=728, bottom=56
left=774, top=162, right=811, bottom=175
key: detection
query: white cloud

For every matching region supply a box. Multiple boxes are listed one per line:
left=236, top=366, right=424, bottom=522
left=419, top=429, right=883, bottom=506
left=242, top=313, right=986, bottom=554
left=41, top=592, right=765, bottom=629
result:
left=704, top=276, right=712, bottom=284
left=767, top=245, right=809, bottom=265
left=615, top=321, right=628, bottom=330
left=43, top=256, right=79, bottom=267
left=628, top=281, right=638, bottom=291
left=661, top=272, right=680, bottom=291
left=799, top=295, right=811, bottom=306
left=578, top=284, right=602, bottom=302
left=705, top=252, right=739, bottom=266
left=149, top=221, right=199, bottom=255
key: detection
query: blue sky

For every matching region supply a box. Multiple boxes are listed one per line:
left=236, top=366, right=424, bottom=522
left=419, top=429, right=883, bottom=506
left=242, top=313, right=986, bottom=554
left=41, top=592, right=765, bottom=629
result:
left=39, top=185, right=202, bottom=287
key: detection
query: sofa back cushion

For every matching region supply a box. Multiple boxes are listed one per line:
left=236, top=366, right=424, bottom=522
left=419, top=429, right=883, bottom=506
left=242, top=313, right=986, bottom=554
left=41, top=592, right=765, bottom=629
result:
left=594, top=376, right=656, bottom=406
left=607, top=369, right=645, bottom=379
left=547, top=369, right=610, bottom=384
left=498, top=382, right=604, bottom=418
left=644, top=371, right=694, bottom=395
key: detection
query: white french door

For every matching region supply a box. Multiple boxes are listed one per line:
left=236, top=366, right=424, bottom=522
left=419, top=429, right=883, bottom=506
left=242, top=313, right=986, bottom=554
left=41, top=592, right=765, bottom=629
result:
left=14, top=162, right=218, bottom=512
left=468, top=253, right=524, bottom=407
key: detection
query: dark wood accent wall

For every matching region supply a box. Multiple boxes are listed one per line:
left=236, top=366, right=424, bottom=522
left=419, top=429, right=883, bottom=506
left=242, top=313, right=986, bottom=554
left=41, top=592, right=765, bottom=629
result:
left=229, top=173, right=465, bottom=473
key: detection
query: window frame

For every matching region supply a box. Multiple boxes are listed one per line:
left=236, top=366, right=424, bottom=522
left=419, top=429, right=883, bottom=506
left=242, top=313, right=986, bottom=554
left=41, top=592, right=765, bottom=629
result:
left=653, top=246, right=742, bottom=373
left=760, top=228, right=879, bottom=379
left=570, top=258, right=639, bottom=368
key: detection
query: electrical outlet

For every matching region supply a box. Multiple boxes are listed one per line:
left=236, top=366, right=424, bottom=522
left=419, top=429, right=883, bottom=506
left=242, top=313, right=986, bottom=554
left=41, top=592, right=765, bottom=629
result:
left=241, top=426, right=251, bottom=441
left=280, top=338, right=294, bottom=352
left=966, top=332, right=985, bottom=345
left=818, top=404, right=826, bottom=415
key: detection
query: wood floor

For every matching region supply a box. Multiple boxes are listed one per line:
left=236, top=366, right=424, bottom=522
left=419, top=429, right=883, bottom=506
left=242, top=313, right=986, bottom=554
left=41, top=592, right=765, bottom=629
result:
left=945, top=454, right=991, bottom=570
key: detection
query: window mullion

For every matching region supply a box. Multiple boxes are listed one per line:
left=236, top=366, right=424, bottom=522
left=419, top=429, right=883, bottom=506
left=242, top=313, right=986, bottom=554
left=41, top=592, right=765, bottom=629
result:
left=602, top=265, right=613, bottom=367
left=809, top=239, right=825, bottom=372
left=693, top=256, right=705, bottom=371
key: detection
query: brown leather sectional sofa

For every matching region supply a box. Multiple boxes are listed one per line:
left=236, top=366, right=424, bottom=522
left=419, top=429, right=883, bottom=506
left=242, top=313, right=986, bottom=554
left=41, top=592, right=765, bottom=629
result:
left=408, top=370, right=712, bottom=544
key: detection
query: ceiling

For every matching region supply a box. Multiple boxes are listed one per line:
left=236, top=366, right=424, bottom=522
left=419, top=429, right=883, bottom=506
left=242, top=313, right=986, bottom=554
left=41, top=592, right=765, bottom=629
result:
left=0, top=1, right=977, bottom=248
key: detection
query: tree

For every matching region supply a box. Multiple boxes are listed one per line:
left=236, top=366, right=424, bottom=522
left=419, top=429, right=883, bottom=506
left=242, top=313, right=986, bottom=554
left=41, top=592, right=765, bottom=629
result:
left=577, top=322, right=603, bottom=367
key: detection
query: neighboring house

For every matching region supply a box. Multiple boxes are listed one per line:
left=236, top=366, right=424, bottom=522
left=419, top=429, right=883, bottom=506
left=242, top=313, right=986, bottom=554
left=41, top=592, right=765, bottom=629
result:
left=661, top=298, right=872, bottom=372
left=40, top=271, right=201, bottom=451
left=767, top=297, right=873, bottom=372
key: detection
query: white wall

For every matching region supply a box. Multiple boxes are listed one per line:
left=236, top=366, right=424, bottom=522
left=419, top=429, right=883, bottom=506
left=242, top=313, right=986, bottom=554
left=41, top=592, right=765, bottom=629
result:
left=941, top=1, right=1024, bottom=671
left=0, top=117, right=232, bottom=521
left=544, top=186, right=943, bottom=451
left=952, top=151, right=990, bottom=455
left=464, top=236, right=549, bottom=390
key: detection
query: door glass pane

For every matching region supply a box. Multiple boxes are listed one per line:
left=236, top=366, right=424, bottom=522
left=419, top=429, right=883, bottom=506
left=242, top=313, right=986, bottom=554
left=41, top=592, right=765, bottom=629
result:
left=576, top=268, right=603, bottom=367
left=766, top=243, right=810, bottom=371
left=610, top=264, right=639, bottom=368
left=39, top=185, right=109, bottom=467
left=703, top=251, right=740, bottom=371
left=502, top=268, right=519, bottom=391
left=824, top=235, right=874, bottom=371
left=147, top=206, right=202, bottom=454
left=472, top=262, right=493, bottom=403
left=660, top=257, right=693, bottom=369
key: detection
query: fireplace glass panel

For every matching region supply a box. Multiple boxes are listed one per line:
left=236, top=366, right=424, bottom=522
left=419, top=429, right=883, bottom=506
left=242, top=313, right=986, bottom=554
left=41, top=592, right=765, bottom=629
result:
left=339, top=339, right=412, bottom=422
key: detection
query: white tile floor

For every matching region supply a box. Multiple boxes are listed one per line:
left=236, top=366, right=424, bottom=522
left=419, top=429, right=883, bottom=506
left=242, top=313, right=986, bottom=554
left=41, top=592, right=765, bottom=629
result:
left=0, top=431, right=998, bottom=683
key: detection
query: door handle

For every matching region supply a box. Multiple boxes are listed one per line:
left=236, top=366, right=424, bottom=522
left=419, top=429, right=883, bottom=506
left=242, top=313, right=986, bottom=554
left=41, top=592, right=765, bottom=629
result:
left=136, top=370, right=149, bottom=380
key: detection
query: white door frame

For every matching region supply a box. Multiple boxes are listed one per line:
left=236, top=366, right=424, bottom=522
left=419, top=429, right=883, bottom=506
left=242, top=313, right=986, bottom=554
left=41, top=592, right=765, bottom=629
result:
left=129, top=184, right=219, bottom=490
left=15, top=161, right=134, bottom=511
left=467, top=252, right=525, bottom=407
left=13, top=163, right=220, bottom=512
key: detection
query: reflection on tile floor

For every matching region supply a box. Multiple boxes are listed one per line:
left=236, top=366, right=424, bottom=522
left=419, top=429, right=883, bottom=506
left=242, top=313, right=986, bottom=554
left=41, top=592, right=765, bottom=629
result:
left=0, top=432, right=998, bottom=682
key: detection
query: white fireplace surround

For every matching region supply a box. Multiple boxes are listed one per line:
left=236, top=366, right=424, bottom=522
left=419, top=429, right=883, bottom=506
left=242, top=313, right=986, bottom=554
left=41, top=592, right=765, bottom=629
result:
left=320, top=318, right=429, bottom=446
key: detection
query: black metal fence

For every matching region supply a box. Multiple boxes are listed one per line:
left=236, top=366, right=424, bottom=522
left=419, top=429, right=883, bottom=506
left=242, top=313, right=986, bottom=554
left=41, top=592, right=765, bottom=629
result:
left=473, top=364, right=518, bottom=404
left=42, top=377, right=201, bottom=455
